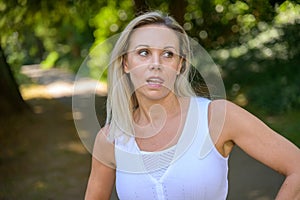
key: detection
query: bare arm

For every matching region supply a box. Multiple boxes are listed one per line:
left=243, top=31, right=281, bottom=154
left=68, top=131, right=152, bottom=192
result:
left=85, top=128, right=116, bottom=200
left=210, top=100, right=300, bottom=199
left=85, top=157, right=115, bottom=200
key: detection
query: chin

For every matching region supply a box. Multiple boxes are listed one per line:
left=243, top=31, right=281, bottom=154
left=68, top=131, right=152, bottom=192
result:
left=139, top=90, right=175, bottom=102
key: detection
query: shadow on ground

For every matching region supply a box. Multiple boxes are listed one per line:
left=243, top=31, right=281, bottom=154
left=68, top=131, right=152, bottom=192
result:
left=0, top=98, right=92, bottom=200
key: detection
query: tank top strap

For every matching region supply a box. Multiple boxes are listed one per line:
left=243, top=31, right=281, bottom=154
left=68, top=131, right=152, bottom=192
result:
left=193, top=97, right=226, bottom=160
left=173, top=97, right=211, bottom=161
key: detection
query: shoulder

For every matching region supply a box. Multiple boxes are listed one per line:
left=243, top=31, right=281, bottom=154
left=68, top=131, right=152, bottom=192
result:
left=209, top=100, right=300, bottom=178
left=193, top=96, right=211, bottom=104
left=209, top=98, right=236, bottom=110
left=94, top=125, right=112, bottom=146
left=208, top=99, right=271, bottom=145
left=93, top=125, right=116, bottom=168
left=208, top=99, right=249, bottom=124
left=207, top=99, right=251, bottom=157
left=208, top=99, right=260, bottom=134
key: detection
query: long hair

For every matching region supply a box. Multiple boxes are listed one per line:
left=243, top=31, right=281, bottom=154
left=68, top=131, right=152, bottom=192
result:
left=106, top=11, right=195, bottom=141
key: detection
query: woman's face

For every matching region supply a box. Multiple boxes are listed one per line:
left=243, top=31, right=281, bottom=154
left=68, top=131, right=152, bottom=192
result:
left=124, top=24, right=182, bottom=101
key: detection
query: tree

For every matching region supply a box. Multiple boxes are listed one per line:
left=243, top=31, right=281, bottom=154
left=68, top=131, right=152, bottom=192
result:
left=0, top=1, right=30, bottom=115
left=1, top=0, right=299, bottom=116
left=133, top=0, right=187, bottom=25
left=0, top=45, right=29, bottom=115
left=0, top=0, right=104, bottom=115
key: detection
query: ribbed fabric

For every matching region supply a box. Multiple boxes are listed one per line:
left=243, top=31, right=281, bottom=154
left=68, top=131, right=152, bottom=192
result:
left=141, top=146, right=176, bottom=181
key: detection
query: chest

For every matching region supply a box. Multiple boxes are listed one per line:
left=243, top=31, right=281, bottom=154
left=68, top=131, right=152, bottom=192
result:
left=115, top=144, right=229, bottom=200
left=134, top=111, right=188, bottom=152
left=114, top=97, right=229, bottom=199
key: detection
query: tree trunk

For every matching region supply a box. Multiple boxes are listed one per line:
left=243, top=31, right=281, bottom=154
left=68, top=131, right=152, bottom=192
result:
left=133, top=0, right=187, bottom=25
left=0, top=44, right=29, bottom=116
left=133, top=0, right=149, bottom=14
left=169, top=0, right=187, bottom=25
left=269, top=0, right=286, bottom=7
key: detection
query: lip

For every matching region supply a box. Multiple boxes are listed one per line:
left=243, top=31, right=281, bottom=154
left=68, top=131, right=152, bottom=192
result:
left=146, top=76, right=164, bottom=88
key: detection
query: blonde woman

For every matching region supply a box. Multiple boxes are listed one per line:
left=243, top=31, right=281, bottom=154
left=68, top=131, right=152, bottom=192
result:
left=85, top=11, right=300, bottom=200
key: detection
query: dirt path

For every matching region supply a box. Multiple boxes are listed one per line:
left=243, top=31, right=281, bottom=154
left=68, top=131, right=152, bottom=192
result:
left=0, top=65, right=285, bottom=199
left=0, top=98, right=90, bottom=200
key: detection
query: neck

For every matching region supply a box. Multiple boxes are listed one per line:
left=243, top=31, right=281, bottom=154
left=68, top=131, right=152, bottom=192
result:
left=133, top=94, right=191, bottom=149
left=134, top=93, right=181, bottom=125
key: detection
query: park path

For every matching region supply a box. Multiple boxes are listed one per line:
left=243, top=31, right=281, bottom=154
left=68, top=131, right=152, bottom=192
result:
left=19, top=65, right=284, bottom=200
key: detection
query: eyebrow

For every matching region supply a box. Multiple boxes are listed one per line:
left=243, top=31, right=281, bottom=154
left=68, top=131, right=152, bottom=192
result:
left=134, top=44, right=150, bottom=49
left=133, top=45, right=178, bottom=52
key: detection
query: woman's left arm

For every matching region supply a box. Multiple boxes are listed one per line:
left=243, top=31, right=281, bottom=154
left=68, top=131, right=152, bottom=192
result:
left=212, top=100, right=300, bottom=200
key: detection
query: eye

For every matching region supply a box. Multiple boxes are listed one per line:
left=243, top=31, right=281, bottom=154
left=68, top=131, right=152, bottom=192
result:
left=137, top=49, right=149, bottom=57
left=163, top=51, right=174, bottom=58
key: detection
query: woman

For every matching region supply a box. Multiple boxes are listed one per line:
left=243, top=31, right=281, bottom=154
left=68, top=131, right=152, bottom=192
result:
left=85, top=11, right=300, bottom=200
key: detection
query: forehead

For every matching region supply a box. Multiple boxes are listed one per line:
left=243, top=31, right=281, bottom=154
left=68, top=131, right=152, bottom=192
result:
left=128, top=24, right=179, bottom=49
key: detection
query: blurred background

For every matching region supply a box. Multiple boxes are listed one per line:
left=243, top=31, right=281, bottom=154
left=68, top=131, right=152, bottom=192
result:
left=0, top=0, right=299, bottom=199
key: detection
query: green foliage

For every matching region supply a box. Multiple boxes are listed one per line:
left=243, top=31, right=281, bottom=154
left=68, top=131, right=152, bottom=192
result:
left=0, top=0, right=104, bottom=82
left=1, top=0, right=299, bottom=115
left=91, top=0, right=134, bottom=45
left=211, top=1, right=300, bottom=114
left=88, top=0, right=134, bottom=80
left=184, top=0, right=274, bottom=49
left=41, top=51, right=59, bottom=69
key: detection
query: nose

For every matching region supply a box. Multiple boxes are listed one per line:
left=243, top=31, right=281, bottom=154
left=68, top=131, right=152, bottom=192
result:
left=148, top=53, right=161, bottom=70
left=149, top=63, right=161, bottom=71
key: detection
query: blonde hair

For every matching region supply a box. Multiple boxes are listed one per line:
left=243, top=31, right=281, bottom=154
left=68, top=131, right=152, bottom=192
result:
left=106, top=11, right=195, bottom=140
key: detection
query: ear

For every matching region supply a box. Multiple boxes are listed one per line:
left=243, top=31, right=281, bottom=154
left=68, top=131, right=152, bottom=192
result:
left=122, top=55, right=130, bottom=73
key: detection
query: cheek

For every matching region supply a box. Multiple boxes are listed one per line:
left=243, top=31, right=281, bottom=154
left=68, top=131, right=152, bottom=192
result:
left=161, top=67, right=179, bottom=89
left=163, top=59, right=181, bottom=74
left=128, top=68, right=146, bottom=89
left=126, top=53, right=146, bottom=66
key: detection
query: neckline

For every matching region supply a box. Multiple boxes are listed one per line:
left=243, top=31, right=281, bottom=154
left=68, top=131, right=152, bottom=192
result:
left=140, top=144, right=176, bottom=154
left=133, top=97, right=194, bottom=153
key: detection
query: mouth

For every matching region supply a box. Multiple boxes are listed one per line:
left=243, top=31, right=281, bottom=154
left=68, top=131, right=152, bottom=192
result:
left=146, top=77, right=164, bottom=88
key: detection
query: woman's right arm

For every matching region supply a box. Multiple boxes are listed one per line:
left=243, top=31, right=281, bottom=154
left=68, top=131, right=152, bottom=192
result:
left=85, top=157, right=116, bottom=200
left=85, top=127, right=116, bottom=200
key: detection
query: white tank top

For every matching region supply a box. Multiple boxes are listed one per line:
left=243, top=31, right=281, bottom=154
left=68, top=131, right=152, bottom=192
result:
left=114, top=97, right=228, bottom=200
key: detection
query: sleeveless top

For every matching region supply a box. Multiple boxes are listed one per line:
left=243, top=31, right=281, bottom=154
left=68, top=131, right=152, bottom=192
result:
left=114, top=97, right=228, bottom=200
